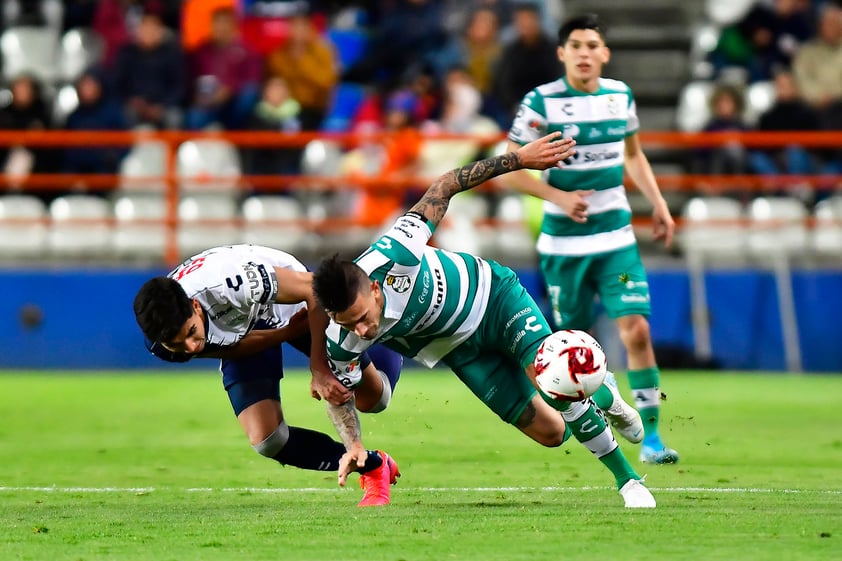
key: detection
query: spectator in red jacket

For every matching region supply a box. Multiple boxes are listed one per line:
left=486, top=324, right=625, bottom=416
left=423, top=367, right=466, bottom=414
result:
left=186, top=7, right=262, bottom=130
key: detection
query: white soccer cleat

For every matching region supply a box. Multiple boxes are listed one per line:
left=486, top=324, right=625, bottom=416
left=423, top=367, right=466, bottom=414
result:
left=602, top=371, right=644, bottom=443
left=619, top=478, right=656, bottom=508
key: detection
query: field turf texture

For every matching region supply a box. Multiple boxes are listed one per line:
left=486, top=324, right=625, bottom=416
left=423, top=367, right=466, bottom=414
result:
left=1, top=370, right=840, bottom=561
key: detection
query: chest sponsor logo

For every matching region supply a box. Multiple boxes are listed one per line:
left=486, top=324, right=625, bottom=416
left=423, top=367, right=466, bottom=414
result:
left=573, top=149, right=621, bottom=163
left=385, top=274, right=411, bottom=293
left=562, top=124, right=580, bottom=138
left=416, top=268, right=445, bottom=330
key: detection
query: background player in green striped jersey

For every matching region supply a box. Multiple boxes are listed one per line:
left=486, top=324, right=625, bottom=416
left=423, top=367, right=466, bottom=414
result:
left=505, top=14, right=678, bottom=465
left=313, top=133, right=657, bottom=508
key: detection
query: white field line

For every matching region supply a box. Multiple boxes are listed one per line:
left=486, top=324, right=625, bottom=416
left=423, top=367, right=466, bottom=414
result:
left=0, top=486, right=840, bottom=495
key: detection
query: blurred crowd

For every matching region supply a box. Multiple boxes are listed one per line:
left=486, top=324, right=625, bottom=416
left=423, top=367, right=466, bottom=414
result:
left=1, top=0, right=841, bottom=209
left=0, top=0, right=562, bottom=182
left=698, top=0, right=842, bottom=201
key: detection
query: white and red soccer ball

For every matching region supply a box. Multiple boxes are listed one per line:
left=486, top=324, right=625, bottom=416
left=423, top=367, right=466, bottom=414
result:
left=533, top=330, right=607, bottom=401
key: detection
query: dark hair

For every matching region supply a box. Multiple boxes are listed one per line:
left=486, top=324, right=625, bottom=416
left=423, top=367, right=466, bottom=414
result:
left=312, top=254, right=370, bottom=314
left=133, top=277, right=194, bottom=343
left=558, top=13, right=605, bottom=45
left=709, top=84, right=745, bottom=114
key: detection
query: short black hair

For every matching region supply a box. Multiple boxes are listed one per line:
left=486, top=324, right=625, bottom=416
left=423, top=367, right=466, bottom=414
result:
left=312, top=254, right=370, bottom=314
left=558, top=13, right=605, bottom=45
left=133, top=277, right=193, bottom=343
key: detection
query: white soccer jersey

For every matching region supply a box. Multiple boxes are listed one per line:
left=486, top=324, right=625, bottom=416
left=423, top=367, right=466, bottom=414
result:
left=168, top=244, right=308, bottom=347
left=509, top=77, right=640, bottom=255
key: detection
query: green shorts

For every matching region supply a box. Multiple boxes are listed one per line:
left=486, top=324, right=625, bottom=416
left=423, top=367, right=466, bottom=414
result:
left=441, top=260, right=551, bottom=424
left=539, top=243, right=651, bottom=330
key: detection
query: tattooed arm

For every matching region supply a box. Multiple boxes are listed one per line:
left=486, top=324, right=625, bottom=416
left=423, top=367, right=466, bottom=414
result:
left=327, top=399, right=369, bottom=486
left=327, top=399, right=363, bottom=451
left=409, top=132, right=575, bottom=227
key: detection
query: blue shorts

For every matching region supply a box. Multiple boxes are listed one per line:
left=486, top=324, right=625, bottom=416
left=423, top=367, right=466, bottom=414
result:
left=222, top=332, right=379, bottom=416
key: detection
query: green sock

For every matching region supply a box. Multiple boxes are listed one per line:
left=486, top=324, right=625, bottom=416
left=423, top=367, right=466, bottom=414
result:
left=627, top=367, right=661, bottom=446
left=591, top=383, right=614, bottom=410
left=559, top=400, right=640, bottom=488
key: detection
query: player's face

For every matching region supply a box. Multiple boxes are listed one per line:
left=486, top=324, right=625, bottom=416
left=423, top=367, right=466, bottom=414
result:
left=163, top=299, right=207, bottom=355
left=332, top=281, right=384, bottom=340
left=558, top=29, right=610, bottom=88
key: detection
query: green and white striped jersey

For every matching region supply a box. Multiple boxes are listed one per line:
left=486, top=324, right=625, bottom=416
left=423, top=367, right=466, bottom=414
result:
left=325, top=212, right=492, bottom=388
left=508, top=76, right=639, bottom=256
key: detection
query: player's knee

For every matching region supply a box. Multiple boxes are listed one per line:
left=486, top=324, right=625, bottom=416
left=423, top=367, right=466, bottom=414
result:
left=251, top=422, right=290, bottom=458
left=533, top=429, right=566, bottom=448
left=619, top=316, right=651, bottom=351
left=517, top=400, right=567, bottom=447
left=356, top=369, right=392, bottom=414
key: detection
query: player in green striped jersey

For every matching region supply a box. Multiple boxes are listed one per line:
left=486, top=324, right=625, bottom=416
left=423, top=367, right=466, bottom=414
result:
left=505, top=14, right=678, bottom=464
left=312, top=133, right=656, bottom=508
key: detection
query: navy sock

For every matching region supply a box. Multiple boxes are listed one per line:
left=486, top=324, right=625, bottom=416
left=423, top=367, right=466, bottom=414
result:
left=359, top=450, right=384, bottom=474
left=272, top=427, right=384, bottom=474
left=272, top=426, right=346, bottom=471
left=366, top=345, right=403, bottom=392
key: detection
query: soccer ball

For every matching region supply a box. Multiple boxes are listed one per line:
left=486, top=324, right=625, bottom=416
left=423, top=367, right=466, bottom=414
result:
left=533, top=330, right=608, bottom=402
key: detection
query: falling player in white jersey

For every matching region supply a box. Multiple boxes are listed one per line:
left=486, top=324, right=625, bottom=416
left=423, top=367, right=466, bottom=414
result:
left=505, top=13, right=678, bottom=464
left=312, top=133, right=656, bottom=508
left=133, top=244, right=403, bottom=506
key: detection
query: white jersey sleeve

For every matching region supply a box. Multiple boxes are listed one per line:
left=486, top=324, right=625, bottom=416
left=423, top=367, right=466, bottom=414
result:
left=508, top=89, right=547, bottom=145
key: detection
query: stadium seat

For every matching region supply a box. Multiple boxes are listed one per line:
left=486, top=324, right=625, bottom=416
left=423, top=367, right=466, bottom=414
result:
left=705, top=0, right=755, bottom=26
left=680, top=196, right=746, bottom=363
left=434, top=194, right=490, bottom=256
left=675, top=81, right=714, bottom=132
left=688, top=24, right=720, bottom=80
left=746, top=196, right=808, bottom=256
left=3, top=0, right=62, bottom=30
left=112, top=193, right=168, bottom=260
left=51, top=84, right=79, bottom=127
left=812, top=196, right=842, bottom=258
left=746, top=196, right=807, bottom=372
left=418, top=138, right=482, bottom=179
left=743, top=81, right=776, bottom=127
left=241, top=195, right=315, bottom=254
left=119, top=140, right=168, bottom=192
left=177, top=139, right=241, bottom=193
left=177, top=194, right=240, bottom=257
left=493, top=194, right=537, bottom=264
left=48, top=194, right=112, bottom=258
left=327, top=29, right=368, bottom=71
left=0, top=26, right=60, bottom=84
left=321, top=82, right=367, bottom=132
left=59, top=28, right=105, bottom=83
left=300, top=139, right=344, bottom=177
left=0, top=194, right=47, bottom=258
left=680, top=196, right=745, bottom=258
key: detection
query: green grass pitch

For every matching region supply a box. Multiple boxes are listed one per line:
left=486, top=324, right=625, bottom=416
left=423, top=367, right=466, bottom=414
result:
left=1, top=370, right=840, bottom=561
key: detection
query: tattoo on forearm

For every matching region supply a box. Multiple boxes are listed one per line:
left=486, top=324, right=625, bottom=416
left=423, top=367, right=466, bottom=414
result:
left=410, top=152, right=522, bottom=226
left=326, top=399, right=362, bottom=450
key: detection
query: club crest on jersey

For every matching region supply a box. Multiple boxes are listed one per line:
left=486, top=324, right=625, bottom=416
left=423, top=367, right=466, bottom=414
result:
left=385, top=274, right=411, bottom=293
left=607, top=94, right=619, bottom=115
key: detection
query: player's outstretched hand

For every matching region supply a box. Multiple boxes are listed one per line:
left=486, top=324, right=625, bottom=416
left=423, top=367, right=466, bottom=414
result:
left=310, top=367, right=352, bottom=405
left=515, top=132, right=576, bottom=170
left=337, top=443, right=367, bottom=487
